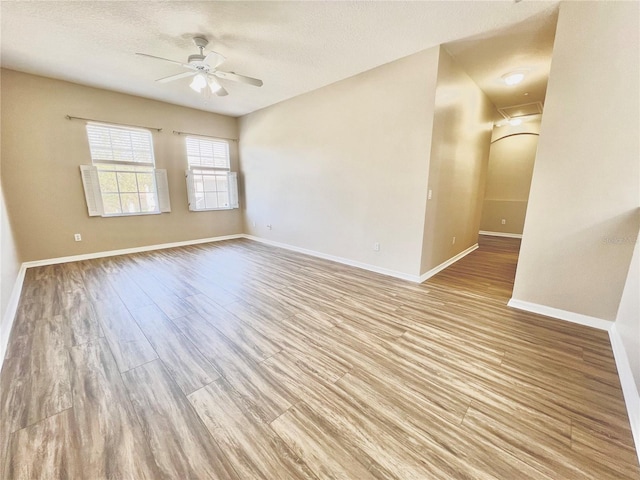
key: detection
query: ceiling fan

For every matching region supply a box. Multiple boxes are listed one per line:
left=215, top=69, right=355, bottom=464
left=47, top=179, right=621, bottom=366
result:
left=136, top=36, right=263, bottom=97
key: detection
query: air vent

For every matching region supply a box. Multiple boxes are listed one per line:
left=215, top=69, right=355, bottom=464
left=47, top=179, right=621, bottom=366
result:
left=498, top=101, right=543, bottom=120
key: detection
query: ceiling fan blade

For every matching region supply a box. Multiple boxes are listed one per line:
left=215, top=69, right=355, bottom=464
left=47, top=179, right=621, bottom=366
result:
left=135, top=53, right=193, bottom=69
left=156, top=71, right=197, bottom=83
left=204, top=51, right=226, bottom=69
left=213, top=70, right=263, bottom=87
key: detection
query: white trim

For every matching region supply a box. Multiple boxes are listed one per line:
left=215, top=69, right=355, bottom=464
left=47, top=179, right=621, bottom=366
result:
left=479, top=230, right=523, bottom=239
left=507, top=298, right=613, bottom=330
left=609, top=324, right=640, bottom=463
left=243, top=236, right=479, bottom=285
left=418, top=244, right=479, bottom=283
left=243, top=235, right=421, bottom=282
left=0, top=264, right=27, bottom=371
left=22, top=234, right=244, bottom=268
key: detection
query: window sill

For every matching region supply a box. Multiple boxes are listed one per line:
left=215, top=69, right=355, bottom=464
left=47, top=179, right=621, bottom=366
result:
left=189, top=207, right=237, bottom=212
left=101, top=211, right=162, bottom=218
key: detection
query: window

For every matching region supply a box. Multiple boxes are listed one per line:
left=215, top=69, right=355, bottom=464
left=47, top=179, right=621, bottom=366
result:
left=185, top=136, right=238, bottom=211
left=80, top=123, right=170, bottom=217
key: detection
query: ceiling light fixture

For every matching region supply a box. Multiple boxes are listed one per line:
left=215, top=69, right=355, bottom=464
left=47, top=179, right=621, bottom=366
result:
left=189, top=73, right=207, bottom=92
left=508, top=118, right=523, bottom=126
left=208, top=77, right=222, bottom=93
left=137, top=36, right=262, bottom=99
left=502, top=71, right=526, bottom=86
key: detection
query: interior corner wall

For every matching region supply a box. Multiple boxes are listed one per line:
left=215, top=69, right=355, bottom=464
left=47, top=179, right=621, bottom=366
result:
left=0, top=69, right=243, bottom=262
left=480, top=120, right=541, bottom=235
left=419, top=47, right=494, bottom=274
left=615, top=236, right=640, bottom=394
left=238, top=47, right=440, bottom=277
left=511, top=1, right=640, bottom=321
left=0, top=179, right=22, bottom=357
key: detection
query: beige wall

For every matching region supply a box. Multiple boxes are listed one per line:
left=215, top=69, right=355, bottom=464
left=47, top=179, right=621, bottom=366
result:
left=239, top=48, right=440, bottom=277
left=480, top=120, right=540, bottom=235
left=419, top=48, right=494, bottom=274
left=512, top=1, right=640, bottom=320
left=1, top=70, right=242, bottom=262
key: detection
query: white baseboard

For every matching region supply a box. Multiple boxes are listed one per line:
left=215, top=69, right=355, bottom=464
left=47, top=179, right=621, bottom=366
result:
left=479, top=230, right=523, bottom=239
left=0, top=264, right=27, bottom=372
left=609, top=324, right=640, bottom=464
left=22, top=234, right=244, bottom=268
left=243, top=235, right=479, bottom=285
left=243, top=235, right=421, bottom=282
left=507, top=298, right=613, bottom=330
left=418, top=244, right=479, bottom=283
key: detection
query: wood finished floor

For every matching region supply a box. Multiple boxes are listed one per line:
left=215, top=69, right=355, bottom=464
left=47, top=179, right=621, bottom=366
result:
left=1, top=236, right=638, bottom=479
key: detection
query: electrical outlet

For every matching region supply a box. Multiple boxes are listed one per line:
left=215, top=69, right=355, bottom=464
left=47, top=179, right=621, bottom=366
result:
left=501, top=219, right=506, bottom=225
left=252, top=221, right=256, bottom=227
left=428, top=189, right=433, bottom=200
left=452, top=236, right=456, bottom=245
left=267, top=224, right=272, bottom=230
left=74, top=233, right=82, bottom=242
left=373, top=242, right=380, bottom=252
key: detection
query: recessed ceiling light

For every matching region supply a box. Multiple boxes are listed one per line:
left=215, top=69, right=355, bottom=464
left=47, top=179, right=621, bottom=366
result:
left=502, top=71, right=526, bottom=86
left=524, top=92, right=529, bottom=96
left=509, top=118, right=523, bottom=126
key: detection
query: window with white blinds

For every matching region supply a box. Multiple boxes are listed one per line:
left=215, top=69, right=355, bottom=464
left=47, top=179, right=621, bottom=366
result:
left=185, top=137, right=238, bottom=211
left=186, top=137, right=230, bottom=169
left=86, top=123, right=155, bottom=164
left=80, top=123, right=171, bottom=217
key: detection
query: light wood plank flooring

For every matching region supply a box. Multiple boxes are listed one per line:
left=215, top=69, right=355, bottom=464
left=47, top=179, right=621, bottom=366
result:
left=1, top=236, right=638, bottom=479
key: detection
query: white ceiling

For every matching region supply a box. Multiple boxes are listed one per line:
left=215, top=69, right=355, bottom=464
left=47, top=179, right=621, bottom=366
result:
left=1, top=1, right=559, bottom=118
left=445, top=6, right=558, bottom=111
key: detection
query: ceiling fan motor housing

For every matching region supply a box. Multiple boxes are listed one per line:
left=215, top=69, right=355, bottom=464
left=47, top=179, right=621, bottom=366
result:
left=189, top=36, right=209, bottom=65
left=188, top=54, right=206, bottom=64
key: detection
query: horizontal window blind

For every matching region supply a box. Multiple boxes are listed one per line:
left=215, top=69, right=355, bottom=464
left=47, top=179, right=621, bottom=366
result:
left=186, top=137, right=230, bottom=169
left=86, top=123, right=154, bottom=164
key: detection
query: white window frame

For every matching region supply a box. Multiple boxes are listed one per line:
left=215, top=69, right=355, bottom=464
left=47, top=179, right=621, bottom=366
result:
left=184, top=136, right=239, bottom=212
left=80, top=122, right=171, bottom=217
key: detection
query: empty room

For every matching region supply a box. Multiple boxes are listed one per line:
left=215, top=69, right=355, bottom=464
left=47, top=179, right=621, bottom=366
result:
left=1, top=1, right=638, bottom=479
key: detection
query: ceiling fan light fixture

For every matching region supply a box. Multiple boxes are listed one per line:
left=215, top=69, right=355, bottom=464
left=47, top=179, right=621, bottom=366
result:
left=209, top=79, right=222, bottom=93
left=189, top=73, right=207, bottom=92
left=502, top=71, right=526, bottom=86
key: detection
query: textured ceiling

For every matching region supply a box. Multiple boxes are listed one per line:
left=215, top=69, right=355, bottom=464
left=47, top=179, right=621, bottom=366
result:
left=1, top=1, right=559, bottom=117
